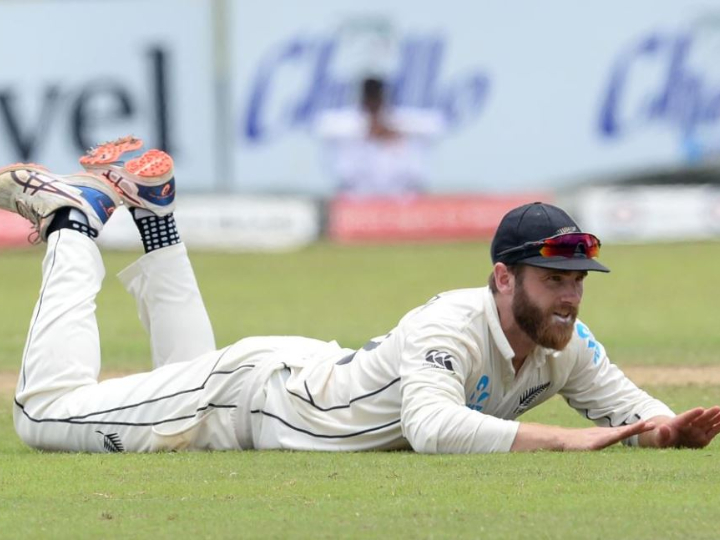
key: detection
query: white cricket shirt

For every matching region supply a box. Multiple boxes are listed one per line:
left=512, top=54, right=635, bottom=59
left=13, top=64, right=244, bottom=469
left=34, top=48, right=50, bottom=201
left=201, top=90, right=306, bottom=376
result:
left=239, top=287, right=673, bottom=453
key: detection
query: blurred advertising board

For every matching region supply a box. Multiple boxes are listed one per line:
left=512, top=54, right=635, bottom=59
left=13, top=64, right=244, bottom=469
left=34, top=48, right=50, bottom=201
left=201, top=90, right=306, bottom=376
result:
left=0, top=0, right=719, bottom=198
left=0, top=0, right=216, bottom=191
left=572, top=185, right=720, bottom=242
left=328, top=194, right=552, bottom=242
left=230, top=0, right=720, bottom=195
left=99, top=196, right=320, bottom=251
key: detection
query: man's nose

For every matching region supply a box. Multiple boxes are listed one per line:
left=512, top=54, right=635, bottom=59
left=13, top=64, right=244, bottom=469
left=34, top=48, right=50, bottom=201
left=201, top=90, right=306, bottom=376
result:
left=562, top=282, right=583, bottom=305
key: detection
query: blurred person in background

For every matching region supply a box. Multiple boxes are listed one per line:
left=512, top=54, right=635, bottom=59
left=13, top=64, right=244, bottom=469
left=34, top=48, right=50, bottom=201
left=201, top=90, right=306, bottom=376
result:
left=316, top=77, right=445, bottom=198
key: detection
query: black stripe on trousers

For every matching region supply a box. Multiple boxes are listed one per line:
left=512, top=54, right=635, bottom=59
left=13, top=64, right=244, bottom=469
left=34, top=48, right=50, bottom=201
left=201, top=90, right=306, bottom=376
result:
left=15, top=399, right=236, bottom=427
left=14, top=346, right=254, bottom=426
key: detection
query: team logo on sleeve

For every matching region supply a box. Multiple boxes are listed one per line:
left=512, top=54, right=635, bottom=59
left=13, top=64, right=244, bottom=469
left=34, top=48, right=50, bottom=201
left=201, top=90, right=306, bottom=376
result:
left=575, top=322, right=604, bottom=365
left=424, top=350, right=455, bottom=371
left=468, top=375, right=490, bottom=411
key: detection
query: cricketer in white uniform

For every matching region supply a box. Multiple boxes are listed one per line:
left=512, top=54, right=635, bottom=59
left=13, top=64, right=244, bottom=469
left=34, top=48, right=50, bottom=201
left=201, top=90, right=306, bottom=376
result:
left=3, top=138, right=719, bottom=454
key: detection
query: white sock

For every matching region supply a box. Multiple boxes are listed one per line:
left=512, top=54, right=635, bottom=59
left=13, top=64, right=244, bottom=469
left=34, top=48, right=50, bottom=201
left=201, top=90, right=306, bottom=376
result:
left=68, top=209, right=89, bottom=225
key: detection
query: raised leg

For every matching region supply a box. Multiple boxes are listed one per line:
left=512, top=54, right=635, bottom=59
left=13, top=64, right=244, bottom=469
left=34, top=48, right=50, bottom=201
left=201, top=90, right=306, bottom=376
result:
left=118, top=242, right=216, bottom=368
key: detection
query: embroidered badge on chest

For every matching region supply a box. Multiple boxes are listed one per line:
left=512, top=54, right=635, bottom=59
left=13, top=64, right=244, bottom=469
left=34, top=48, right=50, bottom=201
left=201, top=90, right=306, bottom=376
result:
left=513, top=382, right=551, bottom=415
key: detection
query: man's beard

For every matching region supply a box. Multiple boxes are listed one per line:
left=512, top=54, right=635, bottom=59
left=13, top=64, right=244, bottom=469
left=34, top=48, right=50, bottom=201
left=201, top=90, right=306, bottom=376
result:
left=512, top=282, right=577, bottom=350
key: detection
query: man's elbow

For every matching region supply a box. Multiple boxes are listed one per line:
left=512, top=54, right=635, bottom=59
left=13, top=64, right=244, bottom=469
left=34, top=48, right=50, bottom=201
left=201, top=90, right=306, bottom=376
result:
left=401, top=415, right=441, bottom=454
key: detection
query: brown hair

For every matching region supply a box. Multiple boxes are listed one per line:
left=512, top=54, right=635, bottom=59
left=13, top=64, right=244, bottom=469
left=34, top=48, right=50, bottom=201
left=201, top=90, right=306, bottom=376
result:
left=488, top=264, right=524, bottom=294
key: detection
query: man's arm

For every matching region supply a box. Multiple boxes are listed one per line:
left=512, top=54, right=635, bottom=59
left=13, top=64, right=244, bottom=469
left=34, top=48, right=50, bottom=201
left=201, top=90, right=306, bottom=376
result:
left=560, top=326, right=677, bottom=433
left=510, top=421, right=655, bottom=452
left=559, top=327, right=720, bottom=449
left=400, top=348, right=658, bottom=454
left=637, top=407, right=720, bottom=448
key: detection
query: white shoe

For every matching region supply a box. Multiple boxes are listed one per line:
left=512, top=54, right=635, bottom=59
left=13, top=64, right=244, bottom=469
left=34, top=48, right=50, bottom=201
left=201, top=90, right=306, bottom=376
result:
left=80, top=136, right=176, bottom=216
left=0, top=164, right=120, bottom=241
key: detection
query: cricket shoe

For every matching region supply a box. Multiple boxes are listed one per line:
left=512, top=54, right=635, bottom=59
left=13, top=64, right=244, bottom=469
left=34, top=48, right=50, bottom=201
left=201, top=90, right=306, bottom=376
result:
left=0, top=164, right=120, bottom=241
left=79, top=136, right=176, bottom=216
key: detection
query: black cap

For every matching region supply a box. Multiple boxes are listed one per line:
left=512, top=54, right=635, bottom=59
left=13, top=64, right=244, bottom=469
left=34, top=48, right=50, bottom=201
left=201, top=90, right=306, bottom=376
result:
left=491, top=202, right=610, bottom=272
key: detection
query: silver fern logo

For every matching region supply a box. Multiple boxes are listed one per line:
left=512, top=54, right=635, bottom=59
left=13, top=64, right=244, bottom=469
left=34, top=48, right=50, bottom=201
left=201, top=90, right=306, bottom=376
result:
left=513, top=382, right=551, bottom=415
left=96, top=430, right=125, bottom=453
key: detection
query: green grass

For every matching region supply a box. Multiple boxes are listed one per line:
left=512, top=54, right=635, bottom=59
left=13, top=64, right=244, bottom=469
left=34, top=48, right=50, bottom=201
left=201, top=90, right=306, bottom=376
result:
left=1, top=241, right=719, bottom=371
left=0, top=241, right=719, bottom=539
left=1, top=388, right=719, bottom=539
left=2, top=447, right=719, bottom=540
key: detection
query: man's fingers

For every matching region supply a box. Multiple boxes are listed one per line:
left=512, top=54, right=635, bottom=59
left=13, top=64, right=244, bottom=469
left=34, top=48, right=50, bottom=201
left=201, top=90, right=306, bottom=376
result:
left=706, top=421, right=720, bottom=441
left=693, top=407, right=720, bottom=430
left=690, top=406, right=720, bottom=424
left=617, top=421, right=654, bottom=440
left=588, top=422, right=650, bottom=450
left=672, top=408, right=720, bottom=448
left=671, top=407, right=705, bottom=427
left=627, top=421, right=654, bottom=435
left=640, top=407, right=720, bottom=449
left=705, top=405, right=720, bottom=415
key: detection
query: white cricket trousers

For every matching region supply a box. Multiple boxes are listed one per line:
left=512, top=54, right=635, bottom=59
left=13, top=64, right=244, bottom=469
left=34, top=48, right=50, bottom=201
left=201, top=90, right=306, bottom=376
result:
left=13, top=230, right=258, bottom=453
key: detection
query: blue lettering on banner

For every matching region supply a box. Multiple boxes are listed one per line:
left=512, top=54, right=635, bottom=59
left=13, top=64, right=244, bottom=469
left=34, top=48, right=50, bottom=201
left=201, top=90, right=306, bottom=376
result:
left=599, top=25, right=720, bottom=161
left=575, top=322, right=603, bottom=365
left=468, top=375, right=490, bottom=412
left=242, top=33, right=491, bottom=143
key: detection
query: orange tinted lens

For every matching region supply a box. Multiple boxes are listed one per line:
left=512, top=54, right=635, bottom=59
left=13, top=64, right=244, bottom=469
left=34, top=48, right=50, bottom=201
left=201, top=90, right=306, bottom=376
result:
left=538, top=234, right=600, bottom=258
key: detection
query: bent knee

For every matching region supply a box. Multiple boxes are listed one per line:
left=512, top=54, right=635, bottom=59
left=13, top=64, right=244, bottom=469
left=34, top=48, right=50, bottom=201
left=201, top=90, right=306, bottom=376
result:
left=13, top=408, right=45, bottom=449
left=13, top=399, right=76, bottom=451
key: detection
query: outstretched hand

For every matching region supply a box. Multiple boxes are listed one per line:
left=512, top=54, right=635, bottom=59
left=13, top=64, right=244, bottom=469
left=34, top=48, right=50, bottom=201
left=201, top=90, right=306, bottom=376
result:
left=641, top=407, right=720, bottom=449
left=511, top=420, right=656, bottom=452
left=561, top=421, right=656, bottom=451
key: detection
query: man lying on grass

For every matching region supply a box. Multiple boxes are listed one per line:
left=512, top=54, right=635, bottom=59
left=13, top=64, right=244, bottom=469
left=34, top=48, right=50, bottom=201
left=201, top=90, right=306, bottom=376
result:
left=3, top=136, right=719, bottom=453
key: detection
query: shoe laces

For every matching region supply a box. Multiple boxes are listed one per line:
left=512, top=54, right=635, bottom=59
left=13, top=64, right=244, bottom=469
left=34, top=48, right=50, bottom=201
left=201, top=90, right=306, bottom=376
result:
left=15, top=200, right=43, bottom=245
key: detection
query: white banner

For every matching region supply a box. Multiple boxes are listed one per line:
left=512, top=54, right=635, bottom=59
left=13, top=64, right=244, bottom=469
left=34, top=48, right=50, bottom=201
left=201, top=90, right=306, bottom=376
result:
left=1, top=0, right=719, bottom=196
left=0, top=0, right=216, bottom=191
left=99, top=196, right=320, bottom=251
left=230, top=0, right=720, bottom=194
left=572, top=185, right=720, bottom=242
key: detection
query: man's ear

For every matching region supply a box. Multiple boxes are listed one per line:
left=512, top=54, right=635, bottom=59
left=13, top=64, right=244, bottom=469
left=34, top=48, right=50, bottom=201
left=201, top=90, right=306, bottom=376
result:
left=493, top=263, right=514, bottom=295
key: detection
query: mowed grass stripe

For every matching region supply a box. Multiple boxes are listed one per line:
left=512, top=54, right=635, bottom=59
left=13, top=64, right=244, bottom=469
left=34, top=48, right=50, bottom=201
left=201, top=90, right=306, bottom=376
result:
left=0, top=241, right=719, bottom=371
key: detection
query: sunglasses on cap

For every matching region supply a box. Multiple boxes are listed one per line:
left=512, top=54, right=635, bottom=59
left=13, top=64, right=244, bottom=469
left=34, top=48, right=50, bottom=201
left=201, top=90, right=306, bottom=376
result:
left=497, top=232, right=602, bottom=259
